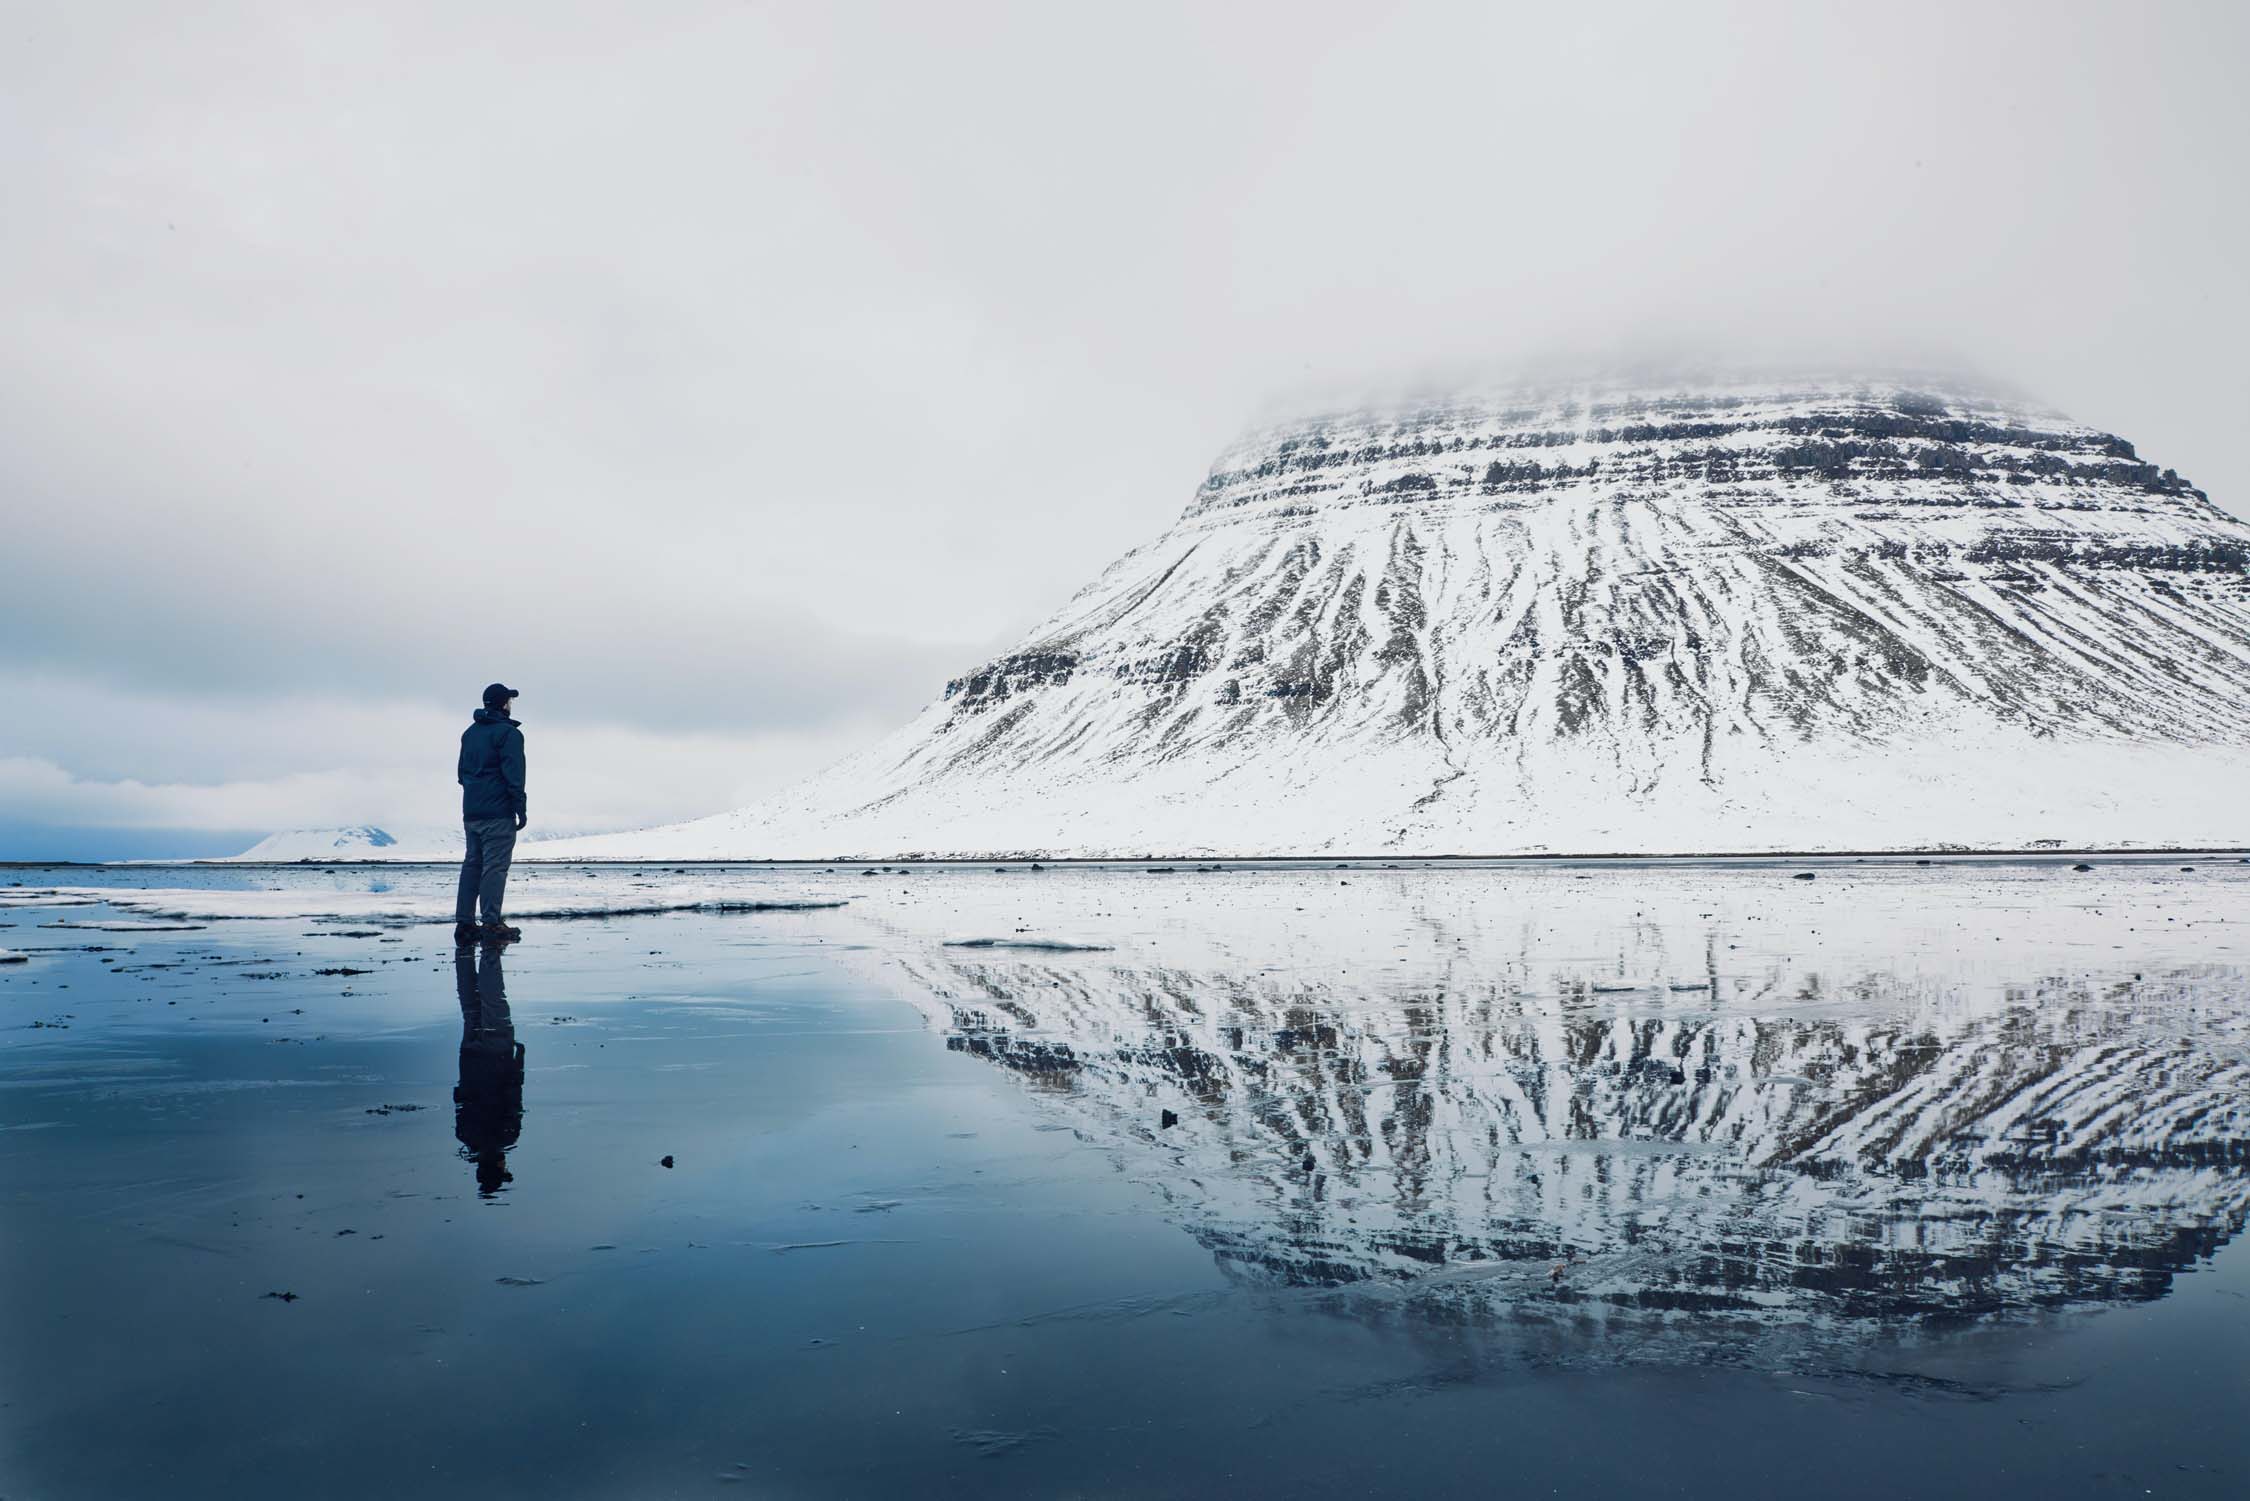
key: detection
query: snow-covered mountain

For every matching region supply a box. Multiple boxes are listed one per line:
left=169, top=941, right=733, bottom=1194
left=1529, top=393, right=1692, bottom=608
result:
left=226, top=825, right=454, bottom=861
left=549, top=373, right=2250, bottom=858
left=223, top=824, right=630, bottom=863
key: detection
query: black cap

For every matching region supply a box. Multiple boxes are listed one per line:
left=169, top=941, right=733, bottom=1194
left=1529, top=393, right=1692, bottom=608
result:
left=482, top=683, right=519, bottom=706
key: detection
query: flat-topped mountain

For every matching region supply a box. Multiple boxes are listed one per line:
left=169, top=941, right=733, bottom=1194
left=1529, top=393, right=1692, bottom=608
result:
left=554, top=373, right=2250, bottom=858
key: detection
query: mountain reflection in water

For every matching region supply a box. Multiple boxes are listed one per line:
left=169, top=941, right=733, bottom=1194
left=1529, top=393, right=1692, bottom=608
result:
left=854, top=866, right=2250, bottom=1363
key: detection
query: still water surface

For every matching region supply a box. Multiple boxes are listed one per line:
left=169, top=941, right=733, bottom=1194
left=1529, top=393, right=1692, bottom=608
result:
left=2, top=860, right=2246, bottom=1496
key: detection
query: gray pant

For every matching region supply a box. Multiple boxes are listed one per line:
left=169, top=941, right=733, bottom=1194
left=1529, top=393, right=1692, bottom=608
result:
left=456, top=817, right=517, bottom=925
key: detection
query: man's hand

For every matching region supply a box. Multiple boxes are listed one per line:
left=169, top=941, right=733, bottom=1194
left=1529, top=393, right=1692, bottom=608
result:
left=514, top=812, right=528, bottom=832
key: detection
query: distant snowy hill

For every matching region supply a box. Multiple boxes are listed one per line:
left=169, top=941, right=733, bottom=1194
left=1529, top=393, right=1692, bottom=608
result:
left=542, top=372, right=2250, bottom=858
left=224, top=823, right=613, bottom=863
left=228, top=825, right=460, bottom=861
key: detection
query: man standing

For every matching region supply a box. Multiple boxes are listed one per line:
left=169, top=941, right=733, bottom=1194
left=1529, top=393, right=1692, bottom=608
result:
left=456, top=683, right=527, bottom=945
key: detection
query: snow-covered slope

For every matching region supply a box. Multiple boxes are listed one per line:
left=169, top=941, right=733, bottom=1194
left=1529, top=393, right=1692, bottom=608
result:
left=549, top=374, right=2250, bottom=858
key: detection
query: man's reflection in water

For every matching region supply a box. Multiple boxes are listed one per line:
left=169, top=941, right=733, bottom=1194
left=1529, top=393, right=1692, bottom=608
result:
left=453, top=943, right=525, bottom=1196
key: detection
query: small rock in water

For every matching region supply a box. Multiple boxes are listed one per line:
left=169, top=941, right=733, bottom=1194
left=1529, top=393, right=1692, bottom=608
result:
left=660, top=1155, right=675, bottom=1168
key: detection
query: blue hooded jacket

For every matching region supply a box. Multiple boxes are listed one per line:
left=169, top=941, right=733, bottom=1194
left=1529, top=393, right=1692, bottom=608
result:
left=458, top=708, right=527, bottom=822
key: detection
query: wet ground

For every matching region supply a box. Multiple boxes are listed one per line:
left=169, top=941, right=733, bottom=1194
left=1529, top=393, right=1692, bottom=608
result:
left=3, top=859, right=2248, bottom=1497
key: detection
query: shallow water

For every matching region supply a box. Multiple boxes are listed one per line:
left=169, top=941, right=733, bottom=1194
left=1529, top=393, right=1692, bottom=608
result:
left=3, top=859, right=2247, bottom=1497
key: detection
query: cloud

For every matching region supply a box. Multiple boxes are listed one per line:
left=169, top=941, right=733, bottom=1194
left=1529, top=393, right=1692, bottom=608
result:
left=0, top=673, right=888, bottom=854
left=0, top=713, right=876, bottom=851
left=2, top=0, right=2246, bottom=853
left=0, top=755, right=417, bottom=834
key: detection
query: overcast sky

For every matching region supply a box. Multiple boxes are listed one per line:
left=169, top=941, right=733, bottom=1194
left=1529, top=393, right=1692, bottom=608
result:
left=3, top=0, right=2245, bottom=857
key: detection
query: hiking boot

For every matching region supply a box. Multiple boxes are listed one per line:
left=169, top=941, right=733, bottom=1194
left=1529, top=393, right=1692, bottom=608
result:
left=478, top=921, right=522, bottom=944
left=453, top=922, right=479, bottom=946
